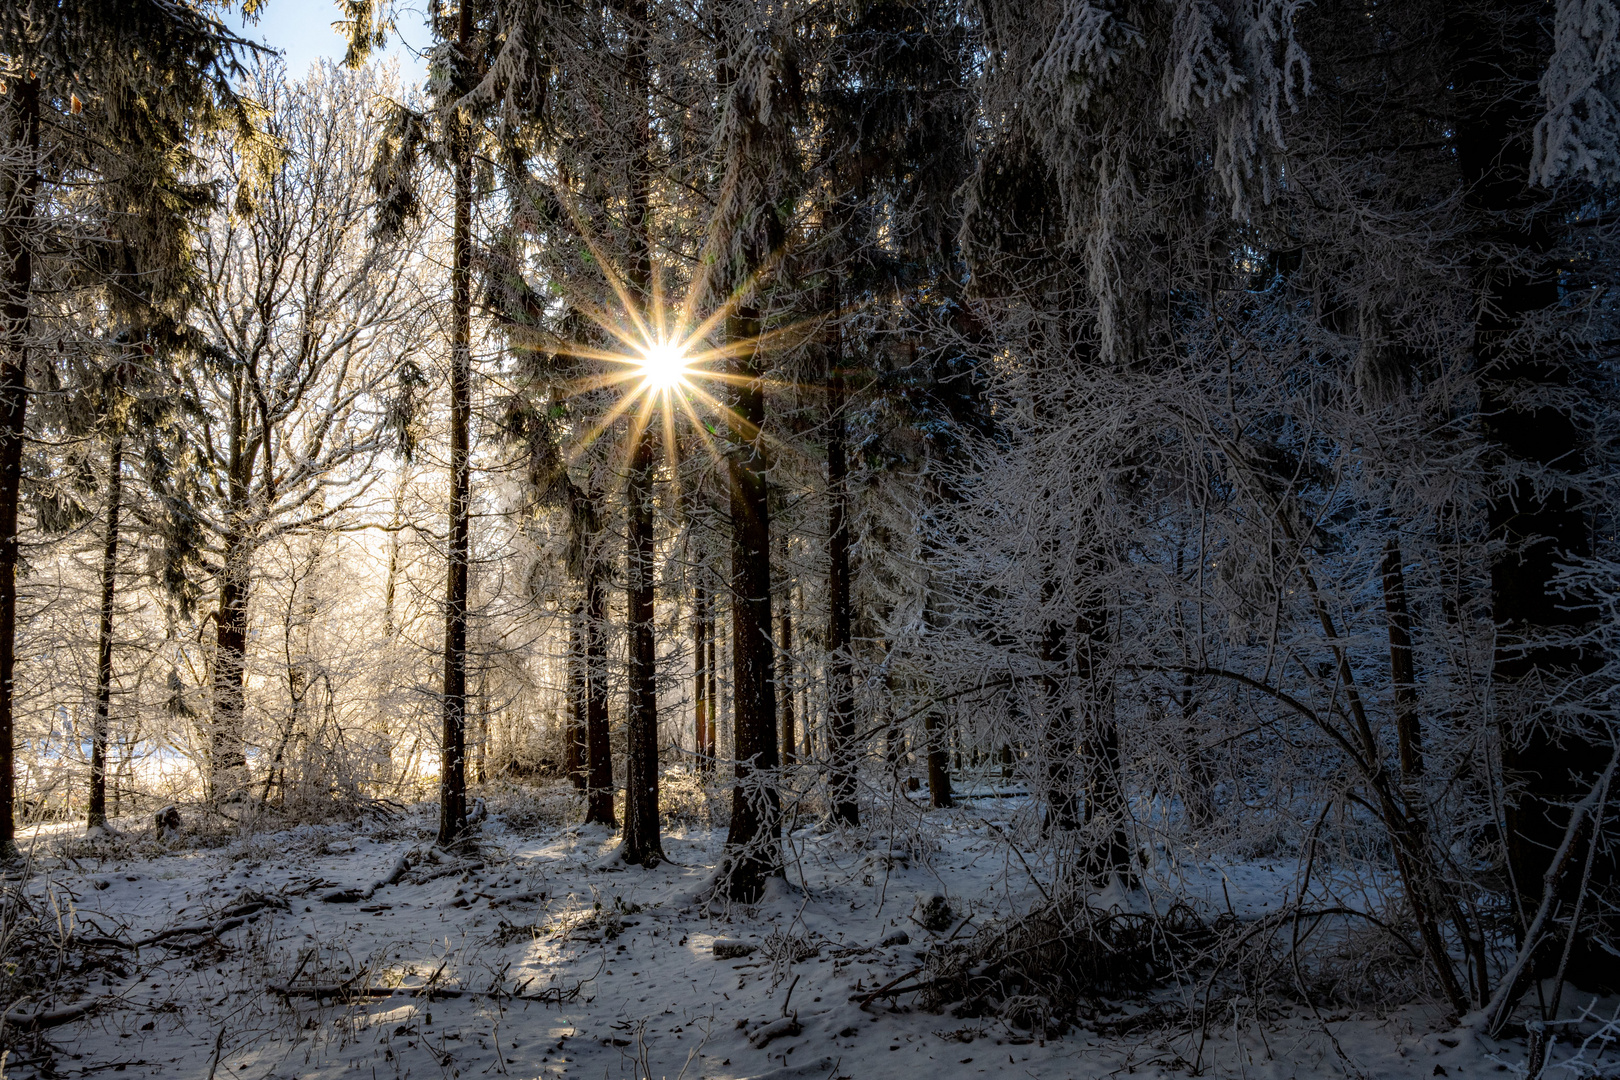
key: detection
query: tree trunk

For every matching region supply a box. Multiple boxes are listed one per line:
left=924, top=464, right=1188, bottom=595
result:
left=1453, top=3, right=1613, bottom=992
left=0, top=78, right=41, bottom=859
left=1082, top=716, right=1130, bottom=880
left=721, top=305, right=779, bottom=900
left=718, top=605, right=730, bottom=761
left=800, top=625, right=812, bottom=760
left=87, top=436, right=122, bottom=830
left=474, top=664, right=487, bottom=786
left=623, top=423, right=664, bottom=864
left=383, top=470, right=406, bottom=639
left=706, top=594, right=718, bottom=769
left=922, top=591, right=952, bottom=808
left=619, top=0, right=663, bottom=862
left=567, top=601, right=586, bottom=788
left=694, top=581, right=709, bottom=766
left=1382, top=537, right=1423, bottom=783
left=779, top=586, right=795, bottom=767
left=1038, top=614, right=1081, bottom=832
left=825, top=317, right=858, bottom=827
left=925, top=708, right=953, bottom=809
left=1077, top=602, right=1130, bottom=883
left=211, top=531, right=251, bottom=797
left=584, top=554, right=616, bottom=825
left=438, top=6, right=474, bottom=848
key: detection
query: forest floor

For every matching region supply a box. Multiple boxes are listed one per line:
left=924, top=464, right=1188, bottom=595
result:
left=1, top=780, right=1599, bottom=1079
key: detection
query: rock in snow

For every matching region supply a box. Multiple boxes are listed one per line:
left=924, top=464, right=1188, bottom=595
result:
left=714, top=937, right=758, bottom=959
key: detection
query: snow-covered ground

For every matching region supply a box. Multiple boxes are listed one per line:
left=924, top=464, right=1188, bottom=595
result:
left=0, top=787, right=1590, bottom=1079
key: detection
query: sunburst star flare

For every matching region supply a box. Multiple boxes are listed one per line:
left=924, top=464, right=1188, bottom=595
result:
left=637, top=339, right=690, bottom=392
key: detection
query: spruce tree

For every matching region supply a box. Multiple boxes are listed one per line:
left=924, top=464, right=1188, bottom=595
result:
left=1, top=0, right=258, bottom=855
left=343, top=0, right=500, bottom=847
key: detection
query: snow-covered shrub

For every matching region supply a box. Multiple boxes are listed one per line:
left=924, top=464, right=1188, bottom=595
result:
left=0, top=873, right=132, bottom=1069
left=478, top=778, right=581, bottom=834
left=658, top=767, right=727, bottom=831
left=917, top=891, right=1215, bottom=1030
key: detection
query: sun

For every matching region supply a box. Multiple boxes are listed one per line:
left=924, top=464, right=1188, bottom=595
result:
left=637, top=339, right=690, bottom=392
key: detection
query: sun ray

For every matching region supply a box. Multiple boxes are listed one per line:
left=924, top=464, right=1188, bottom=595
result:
left=565, top=389, right=647, bottom=466
left=525, top=197, right=862, bottom=497
left=673, top=391, right=732, bottom=472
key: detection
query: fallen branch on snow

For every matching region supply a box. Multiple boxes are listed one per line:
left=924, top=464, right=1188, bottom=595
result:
left=271, top=981, right=585, bottom=1005
left=2, top=1000, right=104, bottom=1030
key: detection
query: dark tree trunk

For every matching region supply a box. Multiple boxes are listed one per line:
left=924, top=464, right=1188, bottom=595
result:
left=211, top=531, right=251, bottom=795
left=87, top=436, right=123, bottom=830
left=922, top=594, right=952, bottom=808
left=623, top=425, right=663, bottom=864
left=925, top=708, right=953, bottom=809
left=1453, top=3, right=1614, bottom=992
left=620, top=0, right=662, bottom=862
left=584, top=555, right=616, bottom=825
left=1077, top=602, right=1131, bottom=882
left=800, top=635, right=811, bottom=760
left=881, top=669, right=903, bottom=775
left=567, top=601, right=587, bottom=788
left=1172, top=548, right=1215, bottom=827
left=438, top=6, right=474, bottom=848
left=473, top=666, right=487, bottom=786
left=721, top=306, right=779, bottom=901
left=1039, top=614, right=1081, bottom=832
left=779, top=589, right=795, bottom=766
left=825, top=323, right=858, bottom=826
left=1382, top=538, right=1423, bottom=782
left=706, top=596, right=718, bottom=769
left=0, top=78, right=41, bottom=859
left=694, top=581, right=709, bottom=765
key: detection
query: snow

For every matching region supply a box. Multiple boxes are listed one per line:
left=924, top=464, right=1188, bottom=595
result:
left=1, top=792, right=1578, bottom=1079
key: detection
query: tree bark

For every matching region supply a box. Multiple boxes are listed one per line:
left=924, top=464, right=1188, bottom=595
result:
left=87, top=436, right=123, bottom=830
left=721, top=305, right=779, bottom=900
left=474, top=664, right=487, bottom=785
left=618, top=0, right=661, bottom=865
left=925, top=708, right=953, bottom=809
left=1382, top=537, right=1423, bottom=782
left=0, top=78, right=41, bottom=859
left=779, top=584, right=796, bottom=766
left=211, top=530, right=251, bottom=797
left=623, top=423, right=664, bottom=864
left=706, top=593, right=718, bottom=769
left=1038, top=613, right=1081, bottom=832
left=1076, top=602, right=1130, bottom=882
left=799, top=618, right=811, bottom=760
left=583, top=554, right=616, bottom=825
left=1453, top=2, right=1613, bottom=991
left=922, top=591, right=952, bottom=808
left=438, top=0, right=474, bottom=848
left=825, top=315, right=858, bottom=826
left=693, top=581, right=709, bottom=765
left=566, top=601, right=587, bottom=788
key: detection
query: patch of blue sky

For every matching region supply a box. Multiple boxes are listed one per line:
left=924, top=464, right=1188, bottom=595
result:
left=221, top=0, right=432, bottom=92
